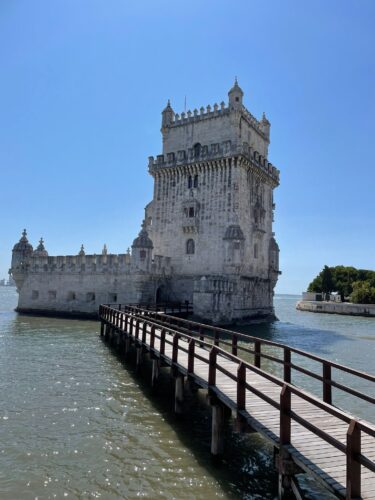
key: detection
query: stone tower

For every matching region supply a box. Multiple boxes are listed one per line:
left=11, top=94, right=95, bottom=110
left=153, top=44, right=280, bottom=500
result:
left=146, top=80, right=280, bottom=323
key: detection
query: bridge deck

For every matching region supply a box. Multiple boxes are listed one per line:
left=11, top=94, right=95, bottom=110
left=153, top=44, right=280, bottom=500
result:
left=99, top=305, right=375, bottom=499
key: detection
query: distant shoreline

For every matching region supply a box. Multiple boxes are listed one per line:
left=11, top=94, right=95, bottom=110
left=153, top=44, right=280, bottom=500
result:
left=296, top=300, right=375, bottom=317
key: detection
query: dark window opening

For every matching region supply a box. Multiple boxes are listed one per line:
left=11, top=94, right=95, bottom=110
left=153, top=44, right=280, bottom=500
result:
left=140, top=250, right=146, bottom=260
left=186, top=239, right=195, bottom=255
left=188, top=207, right=195, bottom=218
left=235, top=97, right=239, bottom=102
left=193, top=143, right=201, bottom=158
left=193, top=174, right=198, bottom=188
left=188, top=175, right=192, bottom=189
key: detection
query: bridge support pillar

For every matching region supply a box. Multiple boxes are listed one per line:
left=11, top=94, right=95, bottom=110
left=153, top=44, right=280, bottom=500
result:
left=124, top=335, right=130, bottom=355
left=275, top=448, right=301, bottom=499
left=174, top=375, right=184, bottom=414
left=151, top=359, right=160, bottom=388
left=136, top=346, right=142, bottom=371
left=211, top=402, right=225, bottom=458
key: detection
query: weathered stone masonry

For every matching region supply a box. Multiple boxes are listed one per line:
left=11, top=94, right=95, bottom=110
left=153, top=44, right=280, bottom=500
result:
left=10, top=80, right=281, bottom=324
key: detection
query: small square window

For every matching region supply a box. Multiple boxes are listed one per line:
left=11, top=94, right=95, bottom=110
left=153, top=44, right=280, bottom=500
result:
left=48, top=290, right=57, bottom=300
left=32, top=290, right=39, bottom=300
left=109, top=293, right=117, bottom=303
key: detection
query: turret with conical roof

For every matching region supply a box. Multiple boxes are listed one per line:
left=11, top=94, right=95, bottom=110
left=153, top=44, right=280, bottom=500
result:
left=161, top=99, right=175, bottom=129
left=228, top=77, right=244, bottom=110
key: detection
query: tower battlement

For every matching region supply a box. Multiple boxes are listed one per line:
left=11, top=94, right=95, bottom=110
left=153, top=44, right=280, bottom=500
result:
left=148, top=141, right=279, bottom=184
left=161, top=79, right=271, bottom=157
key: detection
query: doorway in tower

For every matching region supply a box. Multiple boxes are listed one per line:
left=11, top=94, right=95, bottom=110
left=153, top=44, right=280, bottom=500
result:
left=155, top=285, right=169, bottom=303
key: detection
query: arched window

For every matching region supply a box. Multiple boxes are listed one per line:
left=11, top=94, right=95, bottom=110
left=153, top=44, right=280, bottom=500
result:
left=188, top=175, right=192, bottom=188
left=186, top=239, right=195, bottom=255
left=193, top=174, right=198, bottom=188
left=193, top=143, right=201, bottom=157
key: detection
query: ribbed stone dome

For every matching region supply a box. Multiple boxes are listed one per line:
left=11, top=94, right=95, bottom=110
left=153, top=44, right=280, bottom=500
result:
left=13, top=229, right=34, bottom=254
left=132, top=225, right=153, bottom=249
left=223, top=225, right=245, bottom=240
left=33, top=237, right=48, bottom=257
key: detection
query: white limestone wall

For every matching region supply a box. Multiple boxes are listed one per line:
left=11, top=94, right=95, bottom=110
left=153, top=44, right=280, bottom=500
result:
left=149, top=159, right=241, bottom=276
left=16, top=271, right=162, bottom=316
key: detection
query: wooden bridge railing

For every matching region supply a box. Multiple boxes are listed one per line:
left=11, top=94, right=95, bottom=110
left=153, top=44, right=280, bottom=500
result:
left=119, top=305, right=375, bottom=409
left=99, top=304, right=375, bottom=499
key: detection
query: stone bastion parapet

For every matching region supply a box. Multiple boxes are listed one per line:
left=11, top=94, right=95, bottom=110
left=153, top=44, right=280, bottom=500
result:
left=12, top=253, right=172, bottom=276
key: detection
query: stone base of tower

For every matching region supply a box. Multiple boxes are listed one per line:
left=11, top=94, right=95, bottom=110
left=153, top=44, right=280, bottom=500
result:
left=192, top=275, right=276, bottom=325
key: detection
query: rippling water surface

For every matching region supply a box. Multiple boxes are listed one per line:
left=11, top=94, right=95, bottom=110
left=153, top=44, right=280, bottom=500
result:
left=0, top=288, right=374, bottom=499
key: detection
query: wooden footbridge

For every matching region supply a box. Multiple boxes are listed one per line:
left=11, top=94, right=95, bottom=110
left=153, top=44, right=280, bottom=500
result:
left=99, top=303, right=375, bottom=499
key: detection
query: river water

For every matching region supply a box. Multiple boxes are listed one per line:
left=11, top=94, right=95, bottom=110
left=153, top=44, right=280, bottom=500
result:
left=0, top=288, right=374, bottom=499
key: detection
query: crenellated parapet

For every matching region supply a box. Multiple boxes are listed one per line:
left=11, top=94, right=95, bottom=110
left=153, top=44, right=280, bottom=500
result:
left=148, top=141, right=279, bottom=184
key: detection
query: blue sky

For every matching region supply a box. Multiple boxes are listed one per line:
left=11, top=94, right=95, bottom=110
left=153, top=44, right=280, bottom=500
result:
left=0, top=0, right=374, bottom=293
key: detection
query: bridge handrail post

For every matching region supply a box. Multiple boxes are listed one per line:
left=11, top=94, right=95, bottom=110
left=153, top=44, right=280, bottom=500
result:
left=135, top=319, right=140, bottom=340
left=346, top=419, right=361, bottom=499
left=214, top=328, right=220, bottom=347
left=199, top=326, right=204, bottom=348
left=280, top=384, right=291, bottom=446
left=188, top=339, right=195, bottom=374
left=208, top=347, right=217, bottom=386
left=232, top=335, right=238, bottom=356
left=172, top=334, right=179, bottom=364
left=284, top=348, right=291, bottom=383
left=160, top=328, right=166, bottom=356
left=323, top=362, right=332, bottom=405
left=142, top=321, right=147, bottom=344
left=150, top=325, right=156, bottom=350
left=254, top=340, right=261, bottom=368
left=237, top=362, right=246, bottom=411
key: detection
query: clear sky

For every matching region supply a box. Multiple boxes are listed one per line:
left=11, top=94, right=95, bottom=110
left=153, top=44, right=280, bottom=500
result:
left=0, top=0, right=374, bottom=293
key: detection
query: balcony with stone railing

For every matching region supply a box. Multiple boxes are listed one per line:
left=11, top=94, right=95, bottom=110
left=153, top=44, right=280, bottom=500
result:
left=148, top=141, right=280, bottom=184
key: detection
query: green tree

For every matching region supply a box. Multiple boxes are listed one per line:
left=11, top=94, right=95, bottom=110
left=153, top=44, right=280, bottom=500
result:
left=321, top=265, right=335, bottom=297
left=351, top=281, right=375, bottom=304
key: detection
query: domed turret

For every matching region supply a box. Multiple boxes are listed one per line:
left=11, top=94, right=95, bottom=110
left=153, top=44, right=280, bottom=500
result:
left=132, top=223, right=154, bottom=249
left=12, top=229, right=34, bottom=267
left=11, top=229, right=34, bottom=291
left=78, top=244, right=85, bottom=256
left=228, top=77, right=244, bottom=110
left=33, top=237, right=48, bottom=257
left=131, top=221, right=153, bottom=272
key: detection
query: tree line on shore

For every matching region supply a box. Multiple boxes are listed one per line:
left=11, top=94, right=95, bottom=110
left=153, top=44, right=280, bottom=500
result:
left=307, top=265, right=375, bottom=304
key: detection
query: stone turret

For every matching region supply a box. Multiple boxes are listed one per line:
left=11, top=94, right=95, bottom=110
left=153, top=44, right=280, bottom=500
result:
left=260, top=112, right=271, bottom=140
left=131, top=221, right=153, bottom=272
left=33, top=238, right=48, bottom=257
left=228, top=77, right=244, bottom=110
left=78, top=244, right=85, bottom=256
left=11, top=230, right=33, bottom=268
left=161, top=100, right=175, bottom=129
left=10, top=229, right=34, bottom=291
